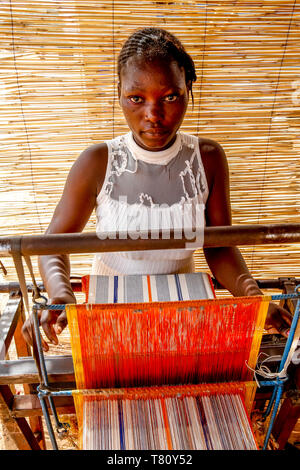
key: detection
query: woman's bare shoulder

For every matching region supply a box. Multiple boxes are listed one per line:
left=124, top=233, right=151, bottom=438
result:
left=197, top=136, right=228, bottom=190
left=71, top=142, right=108, bottom=194
left=198, top=136, right=225, bottom=157
left=76, top=142, right=108, bottom=170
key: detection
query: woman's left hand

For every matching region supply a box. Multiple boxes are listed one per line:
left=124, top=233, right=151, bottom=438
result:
left=264, top=302, right=293, bottom=338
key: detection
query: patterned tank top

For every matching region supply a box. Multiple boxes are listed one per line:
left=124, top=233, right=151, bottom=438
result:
left=91, top=131, right=209, bottom=275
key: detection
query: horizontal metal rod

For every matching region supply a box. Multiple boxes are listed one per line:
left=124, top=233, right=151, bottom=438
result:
left=0, top=223, right=300, bottom=257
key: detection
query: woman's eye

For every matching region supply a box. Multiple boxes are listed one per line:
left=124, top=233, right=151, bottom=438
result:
left=164, top=94, right=178, bottom=102
left=129, top=96, right=143, bottom=104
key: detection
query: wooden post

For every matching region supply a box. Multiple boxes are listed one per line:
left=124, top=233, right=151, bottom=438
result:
left=272, top=367, right=300, bottom=449
left=272, top=393, right=300, bottom=450
left=13, top=297, right=47, bottom=449
left=0, top=293, right=42, bottom=450
left=0, top=353, right=75, bottom=449
left=0, top=384, right=41, bottom=450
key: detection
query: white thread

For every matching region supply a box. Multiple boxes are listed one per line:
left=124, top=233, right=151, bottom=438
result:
left=245, top=353, right=284, bottom=388
left=292, top=344, right=300, bottom=365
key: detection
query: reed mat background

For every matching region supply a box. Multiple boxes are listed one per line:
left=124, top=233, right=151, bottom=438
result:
left=0, top=0, right=299, bottom=284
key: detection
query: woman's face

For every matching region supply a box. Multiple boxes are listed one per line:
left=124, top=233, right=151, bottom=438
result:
left=119, top=57, right=190, bottom=151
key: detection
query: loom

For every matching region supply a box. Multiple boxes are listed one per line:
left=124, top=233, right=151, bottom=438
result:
left=65, top=273, right=266, bottom=450
left=0, top=229, right=300, bottom=450
left=31, top=272, right=300, bottom=450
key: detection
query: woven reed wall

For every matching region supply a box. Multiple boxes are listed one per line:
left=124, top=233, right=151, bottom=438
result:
left=0, top=0, right=299, bottom=283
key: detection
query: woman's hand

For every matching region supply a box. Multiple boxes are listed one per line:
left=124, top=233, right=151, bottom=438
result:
left=264, top=301, right=293, bottom=338
left=22, top=293, right=76, bottom=352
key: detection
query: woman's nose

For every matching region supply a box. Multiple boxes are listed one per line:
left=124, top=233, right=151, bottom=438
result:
left=144, top=103, right=163, bottom=122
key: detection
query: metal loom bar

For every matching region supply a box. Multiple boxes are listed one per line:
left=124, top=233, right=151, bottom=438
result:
left=0, top=223, right=300, bottom=256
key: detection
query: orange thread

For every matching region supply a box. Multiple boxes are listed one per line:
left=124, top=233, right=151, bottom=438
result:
left=160, top=398, right=173, bottom=450
left=147, top=275, right=152, bottom=302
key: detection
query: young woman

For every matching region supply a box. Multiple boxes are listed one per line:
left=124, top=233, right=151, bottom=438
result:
left=22, top=27, right=292, bottom=351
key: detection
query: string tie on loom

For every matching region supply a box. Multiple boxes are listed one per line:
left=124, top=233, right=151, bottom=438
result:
left=246, top=286, right=300, bottom=387
left=246, top=338, right=300, bottom=387
left=245, top=353, right=289, bottom=387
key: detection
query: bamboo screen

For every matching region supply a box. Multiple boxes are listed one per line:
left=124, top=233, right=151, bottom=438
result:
left=0, top=0, right=299, bottom=284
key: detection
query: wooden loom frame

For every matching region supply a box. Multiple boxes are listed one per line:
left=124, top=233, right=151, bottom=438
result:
left=0, top=224, right=300, bottom=450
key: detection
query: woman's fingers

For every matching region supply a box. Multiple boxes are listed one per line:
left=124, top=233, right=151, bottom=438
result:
left=40, top=334, right=50, bottom=352
left=40, top=309, right=63, bottom=345
left=22, top=309, right=66, bottom=351
left=21, top=317, right=34, bottom=347
left=21, top=313, right=50, bottom=351
left=53, top=310, right=68, bottom=335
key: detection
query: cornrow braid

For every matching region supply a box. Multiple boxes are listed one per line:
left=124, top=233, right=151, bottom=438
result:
left=118, top=27, right=197, bottom=99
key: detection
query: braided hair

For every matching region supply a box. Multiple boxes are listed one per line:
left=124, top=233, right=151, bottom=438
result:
left=118, top=27, right=197, bottom=101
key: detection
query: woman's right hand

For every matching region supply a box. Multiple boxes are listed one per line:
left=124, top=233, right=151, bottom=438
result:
left=21, top=293, right=76, bottom=352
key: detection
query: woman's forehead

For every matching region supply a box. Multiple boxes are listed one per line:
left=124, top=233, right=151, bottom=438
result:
left=120, top=56, right=186, bottom=91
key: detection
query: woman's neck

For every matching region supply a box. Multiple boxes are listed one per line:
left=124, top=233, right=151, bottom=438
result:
left=126, top=132, right=182, bottom=165
left=132, top=133, right=177, bottom=152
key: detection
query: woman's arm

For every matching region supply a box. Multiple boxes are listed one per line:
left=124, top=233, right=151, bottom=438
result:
left=22, top=144, right=108, bottom=350
left=200, top=139, right=292, bottom=336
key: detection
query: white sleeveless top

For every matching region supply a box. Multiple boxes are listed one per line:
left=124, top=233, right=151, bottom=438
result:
left=91, top=132, right=209, bottom=275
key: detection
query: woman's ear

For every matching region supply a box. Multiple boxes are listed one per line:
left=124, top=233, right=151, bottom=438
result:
left=186, top=79, right=192, bottom=96
left=186, top=80, right=194, bottom=108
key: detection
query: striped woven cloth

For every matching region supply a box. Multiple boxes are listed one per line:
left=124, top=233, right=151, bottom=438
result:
left=82, top=272, right=215, bottom=304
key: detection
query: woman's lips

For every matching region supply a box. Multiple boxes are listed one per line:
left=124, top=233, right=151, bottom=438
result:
left=143, top=129, right=167, bottom=137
